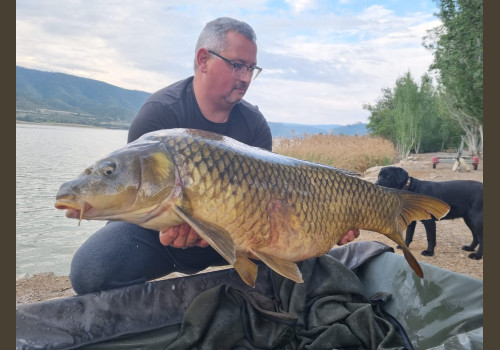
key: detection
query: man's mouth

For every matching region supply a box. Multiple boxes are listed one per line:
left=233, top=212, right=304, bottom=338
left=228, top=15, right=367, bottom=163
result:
left=234, top=83, right=247, bottom=93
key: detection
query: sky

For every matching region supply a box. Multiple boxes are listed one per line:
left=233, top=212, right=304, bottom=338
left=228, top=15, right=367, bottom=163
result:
left=16, top=0, right=441, bottom=125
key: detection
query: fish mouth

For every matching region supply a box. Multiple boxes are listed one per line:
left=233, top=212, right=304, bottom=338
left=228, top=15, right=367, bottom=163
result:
left=54, top=199, right=93, bottom=225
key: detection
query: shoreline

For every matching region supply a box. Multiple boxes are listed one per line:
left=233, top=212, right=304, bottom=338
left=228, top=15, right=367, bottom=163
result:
left=16, top=273, right=75, bottom=305
left=16, top=120, right=129, bottom=130
left=16, top=267, right=232, bottom=305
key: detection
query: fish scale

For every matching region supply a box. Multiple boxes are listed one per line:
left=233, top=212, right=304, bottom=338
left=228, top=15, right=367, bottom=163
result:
left=168, top=132, right=427, bottom=261
left=55, top=128, right=450, bottom=287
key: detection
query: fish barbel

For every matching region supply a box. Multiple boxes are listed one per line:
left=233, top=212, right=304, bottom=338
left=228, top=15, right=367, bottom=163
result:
left=55, top=128, right=450, bottom=286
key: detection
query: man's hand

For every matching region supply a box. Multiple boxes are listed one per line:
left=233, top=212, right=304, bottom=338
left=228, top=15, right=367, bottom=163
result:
left=159, top=223, right=209, bottom=248
left=337, top=229, right=360, bottom=245
left=160, top=224, right=359, bottom=248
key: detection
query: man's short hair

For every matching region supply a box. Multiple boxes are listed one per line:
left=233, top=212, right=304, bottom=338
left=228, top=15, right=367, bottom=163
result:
left=194, top=17, right=257, bottom=70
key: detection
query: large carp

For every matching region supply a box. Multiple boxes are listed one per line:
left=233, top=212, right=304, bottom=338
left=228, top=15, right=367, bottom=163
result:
left=55, top=128, right=449, bottom=286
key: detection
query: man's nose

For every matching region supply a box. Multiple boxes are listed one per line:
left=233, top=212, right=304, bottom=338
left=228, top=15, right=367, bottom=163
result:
left=240, top=70, right=253, bottom=84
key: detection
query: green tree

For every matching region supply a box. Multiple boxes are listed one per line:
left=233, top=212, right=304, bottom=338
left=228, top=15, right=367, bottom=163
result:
left=364, top=88, right=396, bottom=143
left=423, top=0, right=483, bottom=155
left=392, top=72, right=421, bottom=160
left=366, top=72, right=460, bottom=156
left=416, top=74, right=435, bottom=153
left=416, top=73, right=459, bottom=153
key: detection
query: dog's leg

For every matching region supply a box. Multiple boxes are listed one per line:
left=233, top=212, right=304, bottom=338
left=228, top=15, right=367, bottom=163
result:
left=421, top=219, right=437, bottom=256
left=473, top=233, right=483, bottom=260
left=463, top=217, right=483, bottom=259
left=397, top=221, right=416, bottom=250
left=462, top=217, right=478, bottom=252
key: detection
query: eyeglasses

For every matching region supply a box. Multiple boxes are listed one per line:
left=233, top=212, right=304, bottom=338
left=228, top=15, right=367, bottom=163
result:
left=208, top=50, right=262, bottom=80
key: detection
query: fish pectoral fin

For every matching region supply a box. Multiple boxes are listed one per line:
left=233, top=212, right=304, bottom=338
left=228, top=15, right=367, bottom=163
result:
left=234, top=253, right=258, bottom=287
left=173, top=206, right=236, bottom=264
left=251, top=250, right=303, bottom=284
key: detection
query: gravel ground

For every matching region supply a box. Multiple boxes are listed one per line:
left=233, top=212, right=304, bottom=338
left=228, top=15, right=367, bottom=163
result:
left=16, top=152, right=483, bottom=305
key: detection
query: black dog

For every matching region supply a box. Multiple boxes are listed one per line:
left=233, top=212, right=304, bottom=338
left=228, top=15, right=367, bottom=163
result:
left=375, top=166, right=483, bottom=259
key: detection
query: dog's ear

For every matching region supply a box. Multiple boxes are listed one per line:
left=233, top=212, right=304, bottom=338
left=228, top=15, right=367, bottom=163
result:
left=377, top=168, right=385, bottom=178
left=377, top=167, right=389, bottom=181
left=395, top=168, right=409, bottom=188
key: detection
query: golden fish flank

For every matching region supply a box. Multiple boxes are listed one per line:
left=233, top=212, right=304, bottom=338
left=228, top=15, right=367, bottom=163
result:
left=55, top=128, right=450, bottom=287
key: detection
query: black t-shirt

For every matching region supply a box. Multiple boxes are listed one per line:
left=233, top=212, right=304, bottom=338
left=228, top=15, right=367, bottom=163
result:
left=128, top=77, right=272, bottom=151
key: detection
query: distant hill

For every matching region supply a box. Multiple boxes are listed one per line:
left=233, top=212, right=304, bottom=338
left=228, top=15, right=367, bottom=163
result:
left=16, top=66, right=150, bottom=128
left=268, top=122, right=366, bottom=137
left=16, top=66, right=367, bottom=135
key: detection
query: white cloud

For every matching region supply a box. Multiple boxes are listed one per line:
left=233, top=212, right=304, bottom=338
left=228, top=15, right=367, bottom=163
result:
left=16, top=0, right=440, bottom=125
left=285, top=0, right=317, bottom=13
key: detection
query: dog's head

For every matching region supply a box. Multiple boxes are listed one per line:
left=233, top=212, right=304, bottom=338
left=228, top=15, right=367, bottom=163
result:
left=376, top=166, right=410, bottom=190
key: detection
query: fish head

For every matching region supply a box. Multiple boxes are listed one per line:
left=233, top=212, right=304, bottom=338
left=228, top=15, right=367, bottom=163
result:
left=54, top=140, right=178, bottom=224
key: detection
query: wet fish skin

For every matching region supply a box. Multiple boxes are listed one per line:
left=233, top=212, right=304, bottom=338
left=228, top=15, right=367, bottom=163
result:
left=55, top=128, right=450, bottom=286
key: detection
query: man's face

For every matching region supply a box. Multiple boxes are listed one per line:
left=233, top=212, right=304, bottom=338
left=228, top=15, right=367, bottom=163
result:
left=207, top=31, right=258, bottom=106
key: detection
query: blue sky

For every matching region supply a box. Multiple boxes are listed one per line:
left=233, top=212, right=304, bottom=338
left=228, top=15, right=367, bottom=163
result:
left=16, top=0, right=440, bottom=125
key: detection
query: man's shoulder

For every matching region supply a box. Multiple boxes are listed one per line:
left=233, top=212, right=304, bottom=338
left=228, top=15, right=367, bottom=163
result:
left=146, top=77, right=194, bottom=105
left=237, top=99, right=261, bottom=114
left=235, top=100, right=266, bottom=124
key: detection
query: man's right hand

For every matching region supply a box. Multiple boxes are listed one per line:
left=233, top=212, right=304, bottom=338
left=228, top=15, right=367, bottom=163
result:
left=159, top=223, right=209, bottom=248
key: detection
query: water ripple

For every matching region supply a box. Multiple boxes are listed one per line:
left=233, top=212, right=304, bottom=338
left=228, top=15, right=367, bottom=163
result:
left=16, top=124, right=128, bottom=276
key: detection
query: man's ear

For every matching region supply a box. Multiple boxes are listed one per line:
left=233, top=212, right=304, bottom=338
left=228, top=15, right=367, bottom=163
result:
left=196, top=48, right=210, bottom=72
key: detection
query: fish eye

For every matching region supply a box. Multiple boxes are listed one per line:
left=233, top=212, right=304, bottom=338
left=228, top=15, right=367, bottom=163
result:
left=85, top=168, right=92, bottom=175
left=99, top=161, right=116, bottom=176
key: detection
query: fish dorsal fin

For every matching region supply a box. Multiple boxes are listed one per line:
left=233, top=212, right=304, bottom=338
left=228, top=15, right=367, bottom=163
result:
left=251, top=249, right=303, bottom=284
left=233, top=252, right=258, bottom=287
left=173, top=206, right=236, bottom=265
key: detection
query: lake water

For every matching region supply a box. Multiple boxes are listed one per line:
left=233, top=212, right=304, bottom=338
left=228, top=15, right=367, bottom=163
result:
left=16, top=123, right=129, bottom=277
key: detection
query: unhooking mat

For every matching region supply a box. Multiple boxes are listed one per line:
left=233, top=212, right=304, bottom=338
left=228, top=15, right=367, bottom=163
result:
left=16, top=241, right=483, bottom=349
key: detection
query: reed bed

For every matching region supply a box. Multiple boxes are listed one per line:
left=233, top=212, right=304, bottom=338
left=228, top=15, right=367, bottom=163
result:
left=273, top=133, right=396, bottom=173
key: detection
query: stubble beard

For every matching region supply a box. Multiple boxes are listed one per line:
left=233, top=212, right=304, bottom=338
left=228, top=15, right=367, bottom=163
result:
left=224, top=82, right=248, bottom=105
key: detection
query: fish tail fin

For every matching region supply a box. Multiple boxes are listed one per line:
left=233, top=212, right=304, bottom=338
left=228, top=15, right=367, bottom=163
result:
left=386, top=191, right=450, bottom=278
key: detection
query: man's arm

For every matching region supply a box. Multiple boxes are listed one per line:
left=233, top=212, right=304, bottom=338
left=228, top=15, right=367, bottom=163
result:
left=128, top=102, right=177, bottom=143
left=251, top=117, right=273, bottom=151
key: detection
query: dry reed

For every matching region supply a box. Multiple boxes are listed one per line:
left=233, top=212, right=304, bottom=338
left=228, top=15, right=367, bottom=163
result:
left=273, top=133, right=396, bottom=173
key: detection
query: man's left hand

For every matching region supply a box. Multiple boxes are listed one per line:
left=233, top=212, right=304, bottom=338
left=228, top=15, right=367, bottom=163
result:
left=159, top=223, right=209, bottom=248
left=337, top=229, right=360, bottom=245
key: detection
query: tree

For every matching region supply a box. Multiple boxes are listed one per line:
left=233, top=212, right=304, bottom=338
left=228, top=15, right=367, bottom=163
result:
left=417, top=73, right=453, bottom=153
left=366, top=72, right=460, bottom=156
left=364, top=88, right=396, bottom=143
left=392, top=72, right=422, bottom=160
left=436, top=89, right=483, bottom=154
left=423, top=0, right=483, bottom=155
left=366, top=72, right=423, bottom=159
left=416, top=74, right=435, bottom=153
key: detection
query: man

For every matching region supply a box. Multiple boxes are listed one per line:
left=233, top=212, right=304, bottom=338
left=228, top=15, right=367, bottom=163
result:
left=69, top=17, right=358, bottom=295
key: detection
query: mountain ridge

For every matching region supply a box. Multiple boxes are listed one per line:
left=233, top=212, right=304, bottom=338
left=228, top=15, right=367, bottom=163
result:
left=16, top=66, right=367, bottom=135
